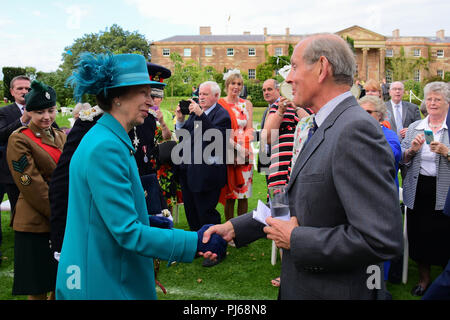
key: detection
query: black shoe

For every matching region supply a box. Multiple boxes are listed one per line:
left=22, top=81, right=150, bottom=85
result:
left=411, top=284, right=428, bottom=296
left=202, top=255, right=225, bottom=267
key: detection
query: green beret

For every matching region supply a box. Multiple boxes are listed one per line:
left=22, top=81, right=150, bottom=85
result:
left=25, top=80, right=57, bottom=111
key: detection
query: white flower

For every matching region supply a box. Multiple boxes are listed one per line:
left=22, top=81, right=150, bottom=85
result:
left=79, top=105, right=104, bottom=122
left=223, top=69, right=241, bottom=81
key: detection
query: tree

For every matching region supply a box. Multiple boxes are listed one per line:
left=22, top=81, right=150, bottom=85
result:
left=60, top=24, right=150, bottom=74
left=165, top=52, right=222, bottom=97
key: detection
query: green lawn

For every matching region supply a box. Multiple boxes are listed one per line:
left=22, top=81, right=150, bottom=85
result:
left=0, top=99, right=444, bottom=300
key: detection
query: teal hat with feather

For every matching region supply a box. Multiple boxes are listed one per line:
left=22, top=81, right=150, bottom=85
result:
left=25, top=80, right=57, bottom=111
left=66, top=52, right=160, bottom=102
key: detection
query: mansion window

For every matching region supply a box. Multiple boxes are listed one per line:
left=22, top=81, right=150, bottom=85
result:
left=162, top=48, right=170, bottom=56
left=385, top=49, right=393, bottom=57
left=184, top=48, right=191, bottom=57
left=205, top=48, right=213, bottom=57
left=248, top=69, right=256, bottom=79
left=386, top=70, right=393, bottom=83
left=248, top=48, right=256, bottom=56
left=437, top=70, right=444, bottom=79
left=437, top=49, right=444, bottom=58
left=227, top=48, right=234, bottom=56
left=414, top=70, right=420, bottom=82
left=275, top=47, right=283, bottom=56
left=413, top=49, right=421, bottom=57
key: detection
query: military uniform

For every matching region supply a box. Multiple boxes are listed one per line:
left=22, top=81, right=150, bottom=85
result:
left=6, top=80, right=66, bottom=296
left=7, top=122, right=66, bottom=232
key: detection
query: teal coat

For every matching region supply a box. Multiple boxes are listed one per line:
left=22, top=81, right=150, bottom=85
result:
left=55, top=113, right=198, bottom=300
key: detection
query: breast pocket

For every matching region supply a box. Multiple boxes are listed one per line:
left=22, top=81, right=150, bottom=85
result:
left=298, top=173, right=324, bottom=184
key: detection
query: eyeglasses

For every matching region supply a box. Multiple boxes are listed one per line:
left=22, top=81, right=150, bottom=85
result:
left=366, top=110, right=378, bottom=114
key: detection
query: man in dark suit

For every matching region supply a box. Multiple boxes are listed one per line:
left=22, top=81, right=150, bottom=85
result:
left=202, top=34, right=403, bottom=299
left=175, top=81, right=231, bottom=266
left=0, top=76, right=31, bottom=218
left=385, top=81, right=421, bottom=140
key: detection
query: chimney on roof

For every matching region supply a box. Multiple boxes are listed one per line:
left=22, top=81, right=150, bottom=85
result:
left=286, top=28, right=290, bottom=36
left=200, top=26, right=211, bottom=35
left=392, top=29, right=399, bottom=38
left=264, top=27, right=267, bottom=36
left=436, top=29, right=445, bottom=40
left=243, top=31, right=251, bottom=35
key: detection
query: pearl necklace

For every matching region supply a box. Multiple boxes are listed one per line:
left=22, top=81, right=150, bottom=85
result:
left=429, top=122, right=443, bottom=129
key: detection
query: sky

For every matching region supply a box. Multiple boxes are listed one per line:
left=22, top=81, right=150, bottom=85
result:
left=0, top=0, right=449, bottom=79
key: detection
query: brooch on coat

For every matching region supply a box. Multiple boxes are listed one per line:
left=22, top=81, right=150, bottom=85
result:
left=11, top=155, right=31, bottom=185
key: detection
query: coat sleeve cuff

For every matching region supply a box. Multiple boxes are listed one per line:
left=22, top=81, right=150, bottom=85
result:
left=166, top=229, right=198, bottom=267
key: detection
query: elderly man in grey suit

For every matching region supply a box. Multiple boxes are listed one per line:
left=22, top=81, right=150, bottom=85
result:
left=202, top=34, right=403, bottom=300
left=386, top=81, right=421, bottom=140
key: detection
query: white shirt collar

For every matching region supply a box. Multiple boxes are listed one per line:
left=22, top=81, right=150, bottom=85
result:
left=203, top=102, right=217, bottom=116
left=315, top=91, right=353, bottom=127
left=16, top=103, right=25, bottom=113
left=391, top=100, right=403, bottom=108
left=416, top=115, right=448, bottom=130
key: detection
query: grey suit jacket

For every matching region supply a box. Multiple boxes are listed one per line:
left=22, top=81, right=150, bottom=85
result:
left=385, top=100, right=421, bottom=137
left=231, top=96, right=403, bottom=299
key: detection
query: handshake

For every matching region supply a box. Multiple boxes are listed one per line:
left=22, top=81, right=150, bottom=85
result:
left=196, top=224, right=227, bottom=264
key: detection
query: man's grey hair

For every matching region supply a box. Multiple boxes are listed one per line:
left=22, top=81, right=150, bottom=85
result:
left=390, top=81, right=404, bottom=89
left=302, top=34, right=356, bottom=86
left=200, top=81, right=221, bottom=97
left=10, top=75, right=31, bottom=89
left=424, top=81, right=450, bottom=104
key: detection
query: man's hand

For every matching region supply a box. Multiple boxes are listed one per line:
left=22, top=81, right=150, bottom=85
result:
left=189, top=99, right=203, bottom=117
left=263, top=216, right=299, bottom=250
left=175, top=104, right=185, bottom=123
left=200, top=222, right=235, bottom=260
left=196, top=224, right=229, bottom=261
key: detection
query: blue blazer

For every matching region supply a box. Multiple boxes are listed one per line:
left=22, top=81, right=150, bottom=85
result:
left=381, top=125, right=401, bottom=189
left=56, top=113, right=198, bottom=300
left=178, top=103, right=231, bottom=193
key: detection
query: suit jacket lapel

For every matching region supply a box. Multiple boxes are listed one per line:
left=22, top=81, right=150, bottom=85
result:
left=401, top=102, right=408, bottom=125
left=386, top=102, right=397, bottom=133
left=12, top=103, right=22, bottom=118
left=287, top=96, right=356, bottom=192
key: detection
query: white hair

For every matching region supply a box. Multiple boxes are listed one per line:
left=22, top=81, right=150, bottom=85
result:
left=424, top=81, right=450, bottom=104
left=200, top=81, right=221, bottom=96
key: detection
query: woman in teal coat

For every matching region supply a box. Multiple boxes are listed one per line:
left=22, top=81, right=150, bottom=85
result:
left=55, top=53, right=226, bottom=300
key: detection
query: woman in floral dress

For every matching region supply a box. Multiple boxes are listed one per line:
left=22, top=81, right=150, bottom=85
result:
left=218, top=70, right=254, bottom=221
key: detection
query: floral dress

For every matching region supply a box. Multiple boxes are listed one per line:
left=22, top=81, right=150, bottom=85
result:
left=227, top=99, right=253, bottom=199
